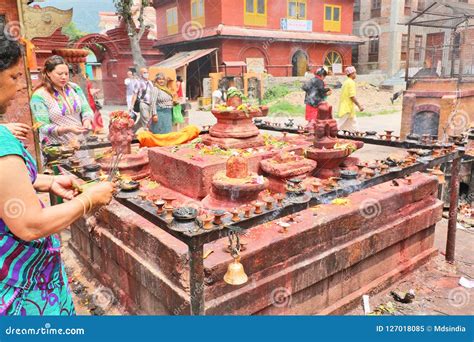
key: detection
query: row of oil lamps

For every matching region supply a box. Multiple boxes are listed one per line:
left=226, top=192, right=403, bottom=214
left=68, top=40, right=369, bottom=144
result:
left=138, top=148, right=449, bottom=232
left=138, top=192, right=289, bottom=230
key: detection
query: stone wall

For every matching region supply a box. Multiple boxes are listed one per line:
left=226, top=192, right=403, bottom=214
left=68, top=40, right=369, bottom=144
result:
left=401, top=79, right=474, bottom=139
left=70, top=172, right=442, bottom=315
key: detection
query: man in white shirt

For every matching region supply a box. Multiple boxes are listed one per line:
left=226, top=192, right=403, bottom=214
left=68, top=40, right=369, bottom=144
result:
left=125, top=70, right=136, bottom=112
left=131, top=68, right=153, bottom=132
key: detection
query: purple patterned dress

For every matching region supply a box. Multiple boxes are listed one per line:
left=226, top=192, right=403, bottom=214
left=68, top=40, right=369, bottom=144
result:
left=30, top=82, right=93, bottom=145
left=0, top=126, right=75, bottom=315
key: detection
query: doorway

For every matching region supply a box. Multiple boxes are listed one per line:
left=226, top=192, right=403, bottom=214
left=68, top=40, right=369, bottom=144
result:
left=292, top=50, right=308, bottom=76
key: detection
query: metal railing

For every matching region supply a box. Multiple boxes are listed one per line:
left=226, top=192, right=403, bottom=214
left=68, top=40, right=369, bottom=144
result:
left=405, top=43, right=474, bottom=80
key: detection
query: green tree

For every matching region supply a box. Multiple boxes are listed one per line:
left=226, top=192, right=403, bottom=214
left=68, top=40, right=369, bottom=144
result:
left=62, top=22, right=87, bottom=42
left=114, top=0, right=151, bottom=70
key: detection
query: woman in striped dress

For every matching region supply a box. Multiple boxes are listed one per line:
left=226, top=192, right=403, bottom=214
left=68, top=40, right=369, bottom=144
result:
left=149, top=73, right=174, bottom=134
left=0, top=38, right=115, bottom=315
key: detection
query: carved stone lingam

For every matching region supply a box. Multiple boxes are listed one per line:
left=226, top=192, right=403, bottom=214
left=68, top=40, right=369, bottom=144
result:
left=202, top=154, right=269, bottom=210
left=201, top=106, right=268, bottom=149
left=260, top=151, right=317, bottom=193
left=305, top=104, right=364, bottom=179
left=99, top=111, right=149, bottom=180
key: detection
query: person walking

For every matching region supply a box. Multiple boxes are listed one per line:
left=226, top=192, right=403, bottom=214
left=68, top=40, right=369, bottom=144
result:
left=124, top=70, right=136, bottom=114
left=302, top=67, right=332, bottom=127
left=337, top=66, right=364, bottom=132
left=131, top=68, right=153, bottom=132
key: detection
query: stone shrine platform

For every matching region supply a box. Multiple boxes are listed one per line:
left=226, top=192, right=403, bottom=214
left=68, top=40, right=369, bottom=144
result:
left=70, top=172, right=442, bottom=315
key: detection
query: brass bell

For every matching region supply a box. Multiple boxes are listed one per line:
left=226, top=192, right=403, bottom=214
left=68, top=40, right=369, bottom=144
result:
left=224, top=256, right=248, bottom=286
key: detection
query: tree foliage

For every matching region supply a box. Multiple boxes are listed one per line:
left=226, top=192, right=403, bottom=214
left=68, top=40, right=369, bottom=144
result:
left=62, top=22, right=87, bottom=42
left=113, top=0, right=151, bottom=69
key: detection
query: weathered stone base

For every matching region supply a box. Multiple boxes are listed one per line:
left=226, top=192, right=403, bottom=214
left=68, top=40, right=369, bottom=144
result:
left=148, top=144, right=310, bottom=199
left=202, top=134, right=264, bottom=149
left=99, top=151, right=150, bottom=181
left=70, top=173, right=442, bottom=315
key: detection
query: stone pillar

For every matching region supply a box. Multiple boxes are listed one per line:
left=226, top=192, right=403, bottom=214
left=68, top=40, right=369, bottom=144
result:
left=387, top=0, right=402, bottom=77
left=400, top=92, right=416, bottom=139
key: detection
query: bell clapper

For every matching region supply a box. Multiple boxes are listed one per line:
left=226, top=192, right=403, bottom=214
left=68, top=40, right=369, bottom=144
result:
left=224, top=231, right=248, bottom=286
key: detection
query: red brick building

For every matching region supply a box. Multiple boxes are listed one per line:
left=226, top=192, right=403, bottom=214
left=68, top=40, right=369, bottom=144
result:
left=152, top=0, right=363, bottom=78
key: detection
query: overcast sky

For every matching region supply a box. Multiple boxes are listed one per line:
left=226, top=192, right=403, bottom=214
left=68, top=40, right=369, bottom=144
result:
left=34, top=0, right=116, bottom=32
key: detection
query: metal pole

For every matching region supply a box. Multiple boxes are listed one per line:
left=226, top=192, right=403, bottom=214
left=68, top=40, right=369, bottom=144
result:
left=458, top=20, right=468, bottom=83
left=405, top=23, right=412, bottom=86
left=189, top=243, right=205, bottom=315
left=446, top=155, right=461, bottom=263
left=450, top=29, right=456, bottom=78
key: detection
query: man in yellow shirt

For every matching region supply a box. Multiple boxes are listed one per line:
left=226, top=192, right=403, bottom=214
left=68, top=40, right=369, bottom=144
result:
left=338, top=66, right=364, bottom=132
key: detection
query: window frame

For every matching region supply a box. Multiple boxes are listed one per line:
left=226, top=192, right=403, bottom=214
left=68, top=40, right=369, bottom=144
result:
left=414, top=34, right=423, bottom=61
left=244, top=0, right=267, bottom=26
left=371, top=0, right=381, bottom=18
left=191, top=0, right=205, bottom=26
left=323, top=4, right=342, bottom=32
left=368, top=37, right=380, bottom=63
left=288, top=0, right=307, bottom=20
left=404, top=0, right=412, bottom=16
left=401, top=33, right=409, bottom=61
left=354, top=0, right=361, bottom=21
left=324, top=50, right=344, bottom=74
left=417, top=0, right=425, bottom=11
left=166, top=7, right=178, bottom=35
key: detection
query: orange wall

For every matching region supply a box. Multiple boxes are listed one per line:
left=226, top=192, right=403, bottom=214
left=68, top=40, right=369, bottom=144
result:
left=221, top=39, right=353, bottom=76
left=156, top=0, right=223, bottom=37
left=221, top=0, right=354, bottom=34
left=156, top=0, right=355, bottom=37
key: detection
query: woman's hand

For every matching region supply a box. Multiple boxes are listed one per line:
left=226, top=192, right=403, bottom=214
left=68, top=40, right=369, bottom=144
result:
left=50, top=175, right=80, bottom=200
left=3, top=123, right=30, bottom=140
left=83, top=182, right=115, bottom=207
left=83, top=120, right=93, bottom=131
left=64, top=126, right=88, bottom=135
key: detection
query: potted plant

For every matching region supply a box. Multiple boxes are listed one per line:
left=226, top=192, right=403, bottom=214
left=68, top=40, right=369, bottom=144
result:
left=226, top=87, right=246, bottom=107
